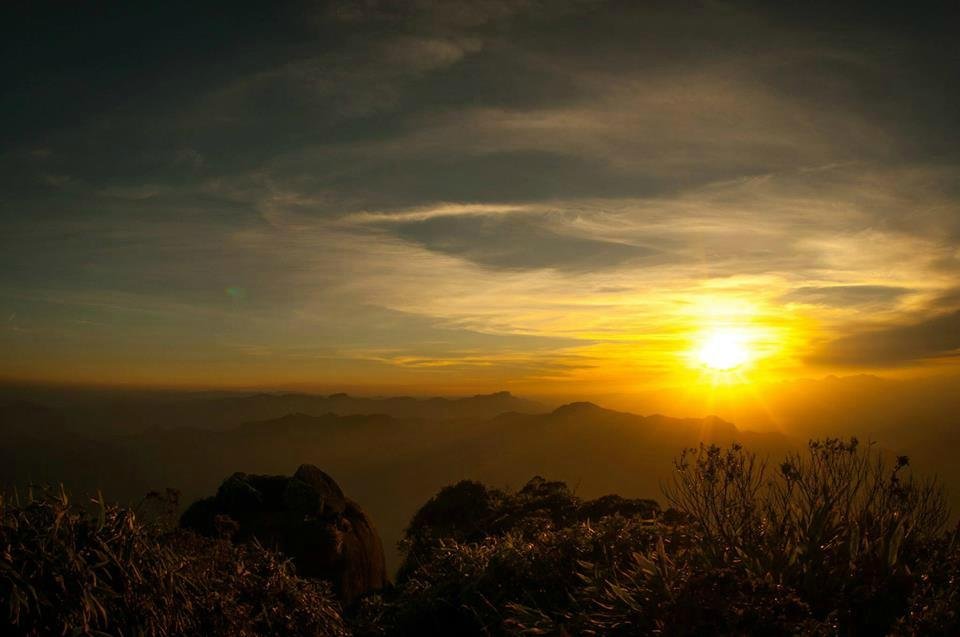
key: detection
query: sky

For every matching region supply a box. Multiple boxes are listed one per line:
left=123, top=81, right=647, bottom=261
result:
left=2, top=1, right=959, bottom=396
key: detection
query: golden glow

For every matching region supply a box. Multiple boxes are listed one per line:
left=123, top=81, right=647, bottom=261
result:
left=696, top=329, right=750, bottom=370
left=672, top=294, right=806, bottom=389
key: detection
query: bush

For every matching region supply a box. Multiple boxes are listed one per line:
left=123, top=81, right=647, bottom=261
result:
left=893, top=532, right=960, bottom=636
left=663, top=438, right=949, bottom=633
left=5, top=440, right=958, bottom=636
left=401, top=477, right=658, bottom=583
left=362, top=440, right=957, bottom=636
left=364, top=516, right=664, bottom=636
left=365, top=477, right=659, bottom=636
left=0, top=487, right=348, bottom=636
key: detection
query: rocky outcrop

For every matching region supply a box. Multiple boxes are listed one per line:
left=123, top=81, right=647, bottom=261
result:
left=180, top=464, right=387, bottom=604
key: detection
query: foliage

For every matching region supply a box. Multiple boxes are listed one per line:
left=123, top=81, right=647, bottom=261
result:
left=0, top=487, right=348, bottom=637
left=892, top=531, right=960, bottom=636
left=663, top=438, right=949, bottom=633
left=401, top=477, right=658, bottom=581
left=356, top=439, right=957, bottom=636
left=4, top=439, right=959, bottom=636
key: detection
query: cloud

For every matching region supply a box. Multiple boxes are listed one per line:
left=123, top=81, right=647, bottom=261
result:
left=782, top=285, right=911, bottom=308
left=346, top=203, right=536, bottom=224
left=383, top=36, right=483, bottom=72
left=324, top=0, right=553, bottom=28
left=202, top=35, right=479, bottom=123
left=809, top=310, right=960, bottom=366
left=382, top=212, right=656, bottom=271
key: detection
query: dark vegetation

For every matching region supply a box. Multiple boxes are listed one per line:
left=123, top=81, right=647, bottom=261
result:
left=4, top=438, right=959, bottom=635
left=0, top=488, right=347, bottom=636
left=0, top=395, right=792, bottom=575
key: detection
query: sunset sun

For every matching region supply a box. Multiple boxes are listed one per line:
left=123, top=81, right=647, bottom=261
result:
left=696, top=329, right=751, bottom=371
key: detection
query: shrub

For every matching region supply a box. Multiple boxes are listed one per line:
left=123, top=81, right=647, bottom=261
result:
left=5, top=440, right=958, bottom=636
left=663, top=438, right=950, bottom=634
left=400, top=477, right=659, bottom=584
left=364, top=515, right=664, bottom=636
left=0, top=487, right=348, bottom=636
left=370, top=440, right=955, bottom=636
left=893, top=530, right=960, bottom=636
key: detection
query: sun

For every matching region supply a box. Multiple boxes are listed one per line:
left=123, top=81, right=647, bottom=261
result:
left=696, top=328, right=751, bottom=371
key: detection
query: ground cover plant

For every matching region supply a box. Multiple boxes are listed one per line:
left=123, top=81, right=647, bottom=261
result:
left=3, top=439, right=958, bottom=636
left=0, top=488, right=348, bottom=636
left=358, top=439, right=956, bottom=636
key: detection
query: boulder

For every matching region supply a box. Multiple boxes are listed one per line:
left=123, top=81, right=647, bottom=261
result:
left=180, top=464, right=386, bottom=604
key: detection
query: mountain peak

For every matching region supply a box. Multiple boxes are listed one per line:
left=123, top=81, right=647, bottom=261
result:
left=551, top=401, right=606, bottom=416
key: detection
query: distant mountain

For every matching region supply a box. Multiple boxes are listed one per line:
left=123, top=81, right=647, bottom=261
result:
left=117, top=403, right=793, bottom=571
left=0, top=401, right=66, bottom=437
left=4, top=381, right=959, bottom=575
left=0, top=401, right=142, bottom=497
left=3, top=390, right=547, bottom=435
left=0, top=392, right=792, bottom=573
left=622, top=373, right=960, bottom=442
left=13, top=384, right=952, bottom=574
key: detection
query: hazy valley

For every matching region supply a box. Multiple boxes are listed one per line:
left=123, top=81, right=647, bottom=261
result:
left=4, top=376, right=958, bottom=573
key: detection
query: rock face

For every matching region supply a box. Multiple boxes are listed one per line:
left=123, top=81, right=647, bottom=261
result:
left=180, top=464, right=387, bottom=604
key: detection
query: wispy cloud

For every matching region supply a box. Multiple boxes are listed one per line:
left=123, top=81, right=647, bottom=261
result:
left=782, top=285, right=912, bottom=308
left=2, top=1, right=959, bottom=387
left=809, top=310, right=960, bottom=367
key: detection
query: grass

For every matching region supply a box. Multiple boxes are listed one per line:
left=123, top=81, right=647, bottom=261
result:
left=3, top=438, right=959, bottom=635
left=356, top=438, right=957, bottom=636
left=0, top=487, right=347, bottom=636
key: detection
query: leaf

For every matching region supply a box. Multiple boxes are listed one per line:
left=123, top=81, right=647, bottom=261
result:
left=848, top=523, right=859, bottom=564
left=888, top=519, right=905, bottom=568
left=95, top=491, right=106, bottom=532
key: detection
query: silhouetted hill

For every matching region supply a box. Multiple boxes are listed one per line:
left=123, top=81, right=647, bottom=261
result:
left=550, top=401, right=605, bottom=416
left=13, top=386, right=956, bottom=575
left=0, top=389, right=547, bottom=435
left=0, top=401, right=143, bottom=498
left=624, top=373, right=960, bottom=442
left=0, top=393, right=791, bottom=572
left=174, top=390, right=545, bottom=430
left=0, top=401, right=67, bottom=437
left=629, top=374, right=960, bottom=510
left=160, top=405, right=794, bottom=569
